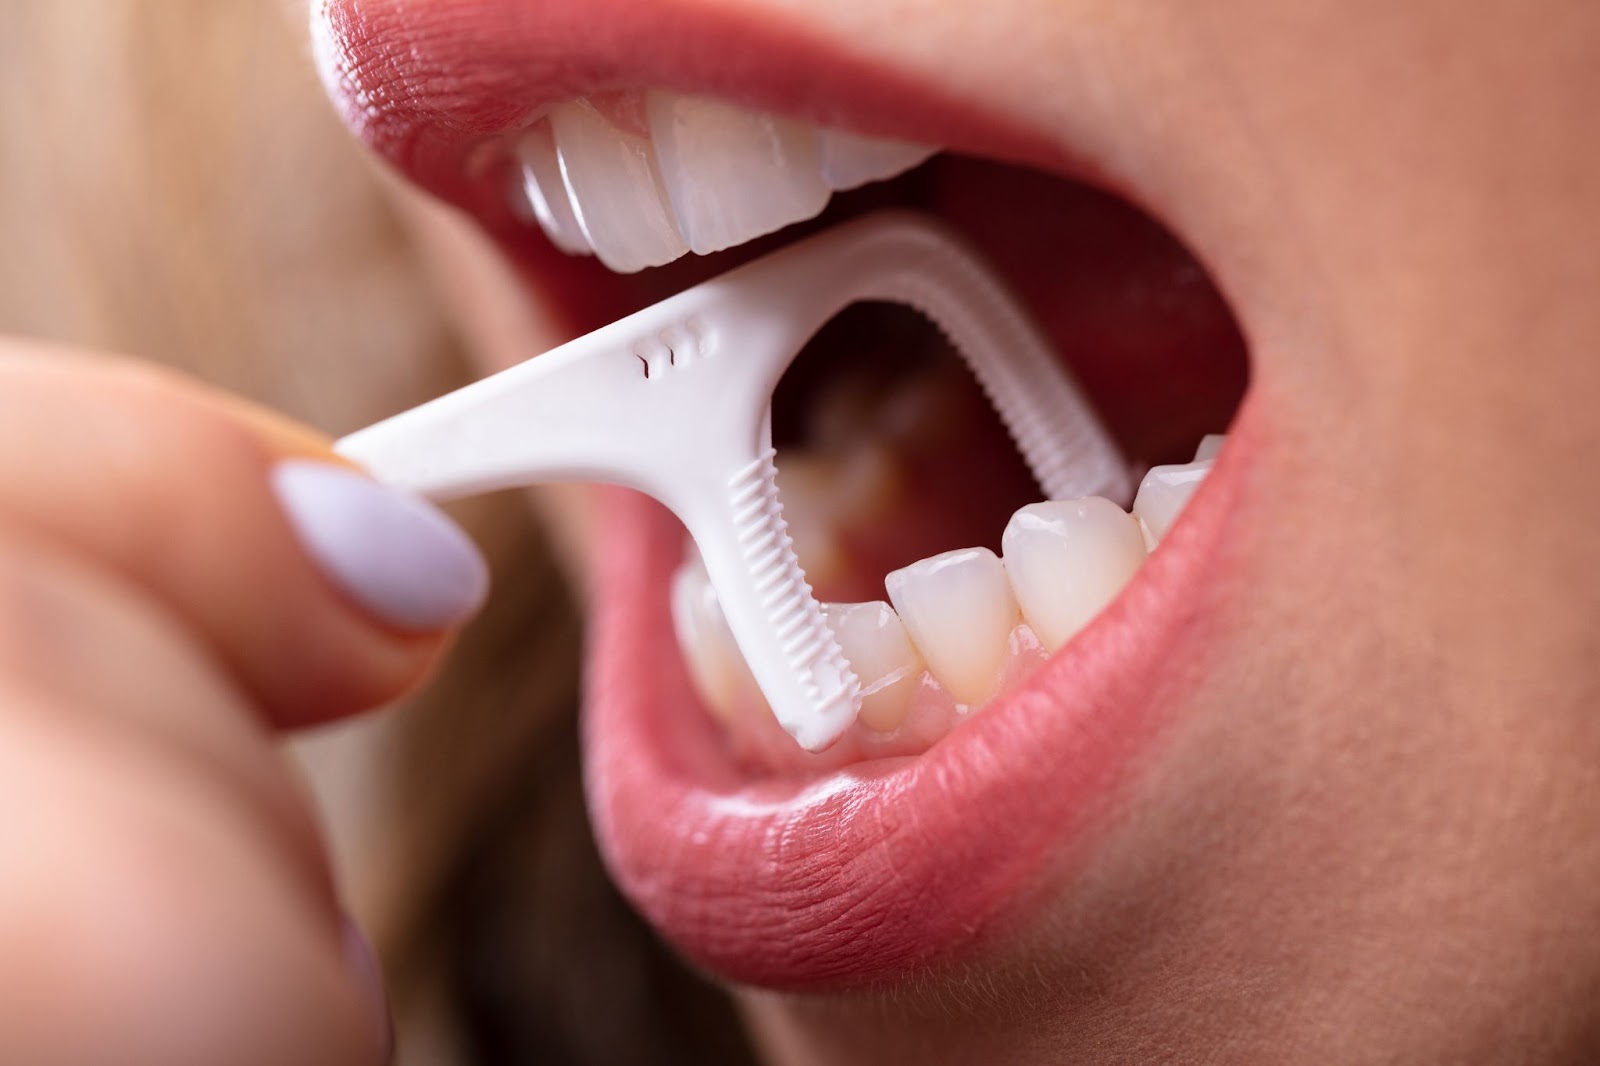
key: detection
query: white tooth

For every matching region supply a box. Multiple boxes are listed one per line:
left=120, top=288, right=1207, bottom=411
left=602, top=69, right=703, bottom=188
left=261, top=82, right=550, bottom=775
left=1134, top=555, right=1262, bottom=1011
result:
left=515, top=121, right=594, bottom=256
left=885, top=547, right=1019, bottom=707
left=645, top=91, right=831, bottom=255
left=670, top=554, right=756, bottom=725
left=1001, top=498, right=1147, bottom=652
left=822, top=601, right=924, bottom=734
left=1132, top=460, right=1213, bottom=548
left=817, top=128, right=938, bottom=191
left=550, top=99, right=688, bottom=273
left=1194, top=434, right=1226, bottom=463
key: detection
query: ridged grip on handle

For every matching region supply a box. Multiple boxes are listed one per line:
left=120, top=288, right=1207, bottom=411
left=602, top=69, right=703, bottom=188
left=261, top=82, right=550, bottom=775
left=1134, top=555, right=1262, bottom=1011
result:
left=693, top=448, right=858, bottom=752
left=831, top=219, right=1134, bottom=506
left=335, top=211, right=1132, bottom=754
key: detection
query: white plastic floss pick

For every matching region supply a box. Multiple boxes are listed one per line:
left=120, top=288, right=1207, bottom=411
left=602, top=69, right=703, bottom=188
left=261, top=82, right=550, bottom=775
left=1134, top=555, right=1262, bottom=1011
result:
left=337, top=210, right=1132, bottom=752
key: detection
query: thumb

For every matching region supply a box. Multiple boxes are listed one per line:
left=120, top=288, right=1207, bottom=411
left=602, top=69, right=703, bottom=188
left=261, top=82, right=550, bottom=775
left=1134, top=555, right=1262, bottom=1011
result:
left=0, top=342, right=488, bottom=727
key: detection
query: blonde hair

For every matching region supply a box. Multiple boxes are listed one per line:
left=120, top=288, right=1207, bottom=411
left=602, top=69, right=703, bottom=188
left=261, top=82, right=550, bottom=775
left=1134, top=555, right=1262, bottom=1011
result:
left=0, top=3, right=746, bottom=1062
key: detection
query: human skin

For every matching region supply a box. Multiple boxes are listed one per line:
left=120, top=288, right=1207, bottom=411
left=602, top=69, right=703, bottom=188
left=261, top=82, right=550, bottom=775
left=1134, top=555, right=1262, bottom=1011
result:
left=0, top=0, right=1592, bottom=1062
left=355, top=0, right=1600, bottom=1062
left=0, top=345, right=480, bottom=1066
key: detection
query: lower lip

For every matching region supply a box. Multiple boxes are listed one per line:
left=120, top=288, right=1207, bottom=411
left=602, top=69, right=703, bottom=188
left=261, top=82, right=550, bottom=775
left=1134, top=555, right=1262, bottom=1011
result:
left=582, top=397, right=1263, bottom=988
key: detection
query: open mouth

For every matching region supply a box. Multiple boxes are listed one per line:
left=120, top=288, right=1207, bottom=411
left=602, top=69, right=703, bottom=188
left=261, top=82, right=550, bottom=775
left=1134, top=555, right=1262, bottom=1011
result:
left=316, top=0, right=1253, bottom=988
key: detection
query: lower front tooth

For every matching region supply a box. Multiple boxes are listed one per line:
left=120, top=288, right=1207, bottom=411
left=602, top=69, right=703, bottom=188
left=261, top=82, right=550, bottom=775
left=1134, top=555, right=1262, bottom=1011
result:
left=670, top=554, right=757, bottom=725
left=822, top=601, right=924, bottom=734
left=886, top=547, right=1019, bottom=708
left=646, top=91, right=830, bottom=255
left=1132, top=459, right=1213, bottom=548
left=551, top=98, right=688, bottom=273
left=1001, top=498, right=1147, bottom=652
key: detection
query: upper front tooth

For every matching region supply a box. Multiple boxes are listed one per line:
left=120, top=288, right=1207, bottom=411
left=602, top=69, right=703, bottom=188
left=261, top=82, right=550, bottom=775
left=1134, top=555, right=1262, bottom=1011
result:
left=515, top=121, right=594, bottom=256
left=885, top=547, right=1019, bottom=707
left=1132, top=460, right=1213, bottom=548
left=817, top=128, right=938, bottom=191
left=822, top=601, right=924, bottom=733
left=1001, top=497, right=1147, bottom=652
left=646, top=91, right=831, bottom=255
left=550, top=98, right=688, bottom=273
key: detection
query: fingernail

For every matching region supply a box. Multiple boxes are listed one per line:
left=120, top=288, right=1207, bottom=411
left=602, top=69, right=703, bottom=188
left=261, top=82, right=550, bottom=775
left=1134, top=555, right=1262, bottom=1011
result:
left=341, top=915, right=395, bottom=1065
left=272, top=460, right=489, bottom=631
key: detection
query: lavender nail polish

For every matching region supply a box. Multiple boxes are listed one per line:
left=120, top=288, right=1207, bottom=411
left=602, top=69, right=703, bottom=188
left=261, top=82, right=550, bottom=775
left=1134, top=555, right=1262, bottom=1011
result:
left=272, top=460, right=488, bottom=631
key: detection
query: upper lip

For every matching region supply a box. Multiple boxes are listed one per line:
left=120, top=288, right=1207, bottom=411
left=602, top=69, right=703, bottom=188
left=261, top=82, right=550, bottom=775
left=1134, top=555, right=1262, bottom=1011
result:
left=315, top=0, right=1252, bottom=988
left=315, top=0, right=1085, bottom=232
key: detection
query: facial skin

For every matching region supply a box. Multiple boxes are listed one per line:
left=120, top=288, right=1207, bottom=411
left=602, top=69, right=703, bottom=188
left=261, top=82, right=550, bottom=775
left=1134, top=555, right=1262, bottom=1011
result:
left=375, top=1, right=1600, bottom=1062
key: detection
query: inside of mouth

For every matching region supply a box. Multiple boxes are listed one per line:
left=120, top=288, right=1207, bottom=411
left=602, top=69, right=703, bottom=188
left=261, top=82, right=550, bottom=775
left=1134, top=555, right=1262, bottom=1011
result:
left=512, top=129, right=1249, bottom=773
left=767, top=304, right=1042, bottom=602
left=658, top=160, right=1247, bottom=774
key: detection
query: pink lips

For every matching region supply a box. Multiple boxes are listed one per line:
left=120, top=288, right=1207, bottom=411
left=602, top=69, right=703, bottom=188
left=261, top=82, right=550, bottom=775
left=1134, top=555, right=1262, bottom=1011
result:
left=316, top=0, right=1259, bottom=989
left=584, top=406, right=1259, bottom=987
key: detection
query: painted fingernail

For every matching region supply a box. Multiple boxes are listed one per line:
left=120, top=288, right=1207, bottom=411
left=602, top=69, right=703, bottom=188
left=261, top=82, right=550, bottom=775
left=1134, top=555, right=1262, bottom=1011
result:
left=272, top=460, right=489, bottom=631
left=341, top=915, right=395, bottom=1065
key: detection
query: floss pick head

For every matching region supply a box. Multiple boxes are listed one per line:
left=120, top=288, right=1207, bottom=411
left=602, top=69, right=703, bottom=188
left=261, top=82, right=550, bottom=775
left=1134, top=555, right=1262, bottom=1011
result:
left=337, top=210, right=1130, bottom=751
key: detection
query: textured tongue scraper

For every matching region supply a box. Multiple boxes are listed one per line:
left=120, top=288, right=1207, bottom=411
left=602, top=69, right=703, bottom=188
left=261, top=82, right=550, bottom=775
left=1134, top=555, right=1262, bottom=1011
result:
left=337, top=211, right=1131, bottom=751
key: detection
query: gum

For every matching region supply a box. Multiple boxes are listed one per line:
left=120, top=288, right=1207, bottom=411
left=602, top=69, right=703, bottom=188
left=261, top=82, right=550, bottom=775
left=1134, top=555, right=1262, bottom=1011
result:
left=713, top=623, right=1052, bottom=774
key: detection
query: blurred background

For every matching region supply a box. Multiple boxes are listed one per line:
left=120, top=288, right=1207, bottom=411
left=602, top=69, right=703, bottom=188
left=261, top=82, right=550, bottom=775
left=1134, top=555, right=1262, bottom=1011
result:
left=0, top=2, right=754, bottom=1062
